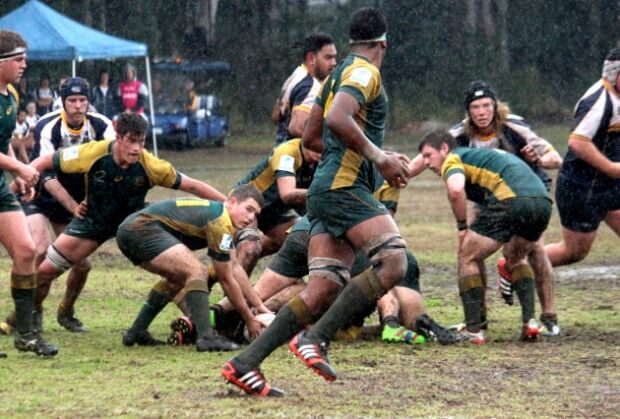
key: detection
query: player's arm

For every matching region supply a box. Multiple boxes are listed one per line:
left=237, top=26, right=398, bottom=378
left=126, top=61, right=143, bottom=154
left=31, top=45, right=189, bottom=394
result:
left=231, top=260, right=271, bottom=314
left=287, top=108, right=310, bottom=139
left=407, top=154, right=427, bottom=179
left=277, top=175, right=307, bottom=206
left=445, top=172, right=468, bottom=251
left=212, top=259, right=264, bottom=338
left=326, top=91, right=410, bottom=187
left=43, top=178, right=87, bottom=218
left=301, top=103, right=325, bottom=153
left=0, top=146, right=39, bottom=187
left=177, top=174, right=226, bottom=202
left=271, top=98, right=282, bottom=125
left=568, top=134, right=620, bottom=177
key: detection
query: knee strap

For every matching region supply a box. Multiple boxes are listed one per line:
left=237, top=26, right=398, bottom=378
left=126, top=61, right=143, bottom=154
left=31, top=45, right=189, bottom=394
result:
left=308, top=256, right=351, bottom=287
left=46, top=244, right=73, bottom=272
left=364, top=233, right=407, bottom=268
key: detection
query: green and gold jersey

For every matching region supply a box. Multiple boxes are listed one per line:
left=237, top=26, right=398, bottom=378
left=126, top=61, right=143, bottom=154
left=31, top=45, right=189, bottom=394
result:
left=139, top=198, right=234, bottom=262
left=53, top=139, right=182, bottom=228
left=441, top=147, right=550, bottom=205
left=309, top=53, right=388, bottom=195
left=237, top=138, right=315, bottom=214
left=0, top=85, right=19, bottom=182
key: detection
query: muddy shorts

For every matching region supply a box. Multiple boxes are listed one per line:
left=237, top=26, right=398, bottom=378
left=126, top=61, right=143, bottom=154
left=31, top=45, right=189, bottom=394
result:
left=22, top=200, right=72, bottom=224
left=0, top=183, right=22, bottom=213
left=267, top=229, right=310, bottom=278
left=307, top=188, right=388, bottom=239
left=64, top=216, right=119, bottom=244
left=555, top=174, right=620, bottom=233
left=257, top=208, right=300, bottom=234
left=472, top=197, right=552, bottom=243
left=116, top=213, right=207, bottom=265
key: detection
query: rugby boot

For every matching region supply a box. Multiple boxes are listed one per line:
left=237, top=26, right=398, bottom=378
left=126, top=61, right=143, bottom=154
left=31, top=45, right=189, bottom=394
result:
left=539, top=313, right=561, bottom=337
left=453, top=325, right=486, bottom=345
left=222, top=358, right=284, bottom=397
left=196, top=330, right=240, bottom=352
left=167, top=316, right=196, bottom=346
left=14, top=332, right=59, bottom=357
left=496, top=258, right=514, bottom=306
left=381, top=324, right=427, bottom=344
left=122, top=329, right=165, bottom=347
left=288, top=331, right=337, bottom=381
left=519, top=318, right=541, bottom=342
left=414, top=314, right=457, bottom=345
left=57, top=306, right=86, bottom=333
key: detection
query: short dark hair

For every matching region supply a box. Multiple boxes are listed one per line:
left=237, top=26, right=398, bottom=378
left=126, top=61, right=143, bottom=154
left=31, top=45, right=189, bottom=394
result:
left=302, top=32, right=334, bottom=59
left=116, top=112, right=147, bottom=137
left=418, top=129, right=457, bottom=152
left=349, top=7, right=387, bottom=43
left=0, top=30, right=26, bottom=55
left=230, top=184, right=264, bottom=209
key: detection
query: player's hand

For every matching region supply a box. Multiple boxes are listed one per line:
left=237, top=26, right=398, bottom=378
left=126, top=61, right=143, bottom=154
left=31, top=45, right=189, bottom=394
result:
left=72, top=201, right=88, bottom=219
left=15, top=164, right=39, bottom=188
left=377, top=152, right=411, bottom=188
left=245, top=315, right=266, bottom=339
left=254, top=303, right=273, bottom=315
left=520, top=145, right=540, bottom=166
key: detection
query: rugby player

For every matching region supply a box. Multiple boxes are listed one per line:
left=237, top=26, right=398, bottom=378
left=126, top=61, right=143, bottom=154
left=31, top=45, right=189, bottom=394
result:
left=117, top=185, right=269, bottom=351
left=27, top=112, right=225, bottom=348
left=419, top=129, right=552, bottom=344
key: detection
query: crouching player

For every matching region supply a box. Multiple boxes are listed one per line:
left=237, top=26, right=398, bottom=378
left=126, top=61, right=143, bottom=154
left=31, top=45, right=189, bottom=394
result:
left=419, top=129, right=552, bottom=344
left=117, top=185, right=270, bottom=351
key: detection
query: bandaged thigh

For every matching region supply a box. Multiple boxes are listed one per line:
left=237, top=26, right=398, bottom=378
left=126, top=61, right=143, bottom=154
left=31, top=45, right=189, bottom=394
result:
left=46, top=244, right=73, bottom=272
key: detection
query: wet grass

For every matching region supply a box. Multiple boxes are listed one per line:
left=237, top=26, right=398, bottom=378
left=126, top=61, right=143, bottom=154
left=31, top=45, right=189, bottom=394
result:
left=0, top=126, right=618, bottom=417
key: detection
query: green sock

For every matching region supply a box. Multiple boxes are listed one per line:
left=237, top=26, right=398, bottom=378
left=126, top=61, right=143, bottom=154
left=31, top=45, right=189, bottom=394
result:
left=236, top=304, right=303, bottom=369
left=184, top=290, right=212, bottom=338
left=130, top=289, right=171, bottom=332
left=461, top=287, right=484, bottom=332
left=514, top=277, right=535, bottom=322
left=305, top=281, right=378, bottom=344
left=12, top=288, right=35, bottom=336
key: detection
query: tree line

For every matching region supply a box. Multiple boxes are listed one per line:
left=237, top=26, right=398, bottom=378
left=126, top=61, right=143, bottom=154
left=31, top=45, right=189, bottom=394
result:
left=1, top=0, right=618, bottom=129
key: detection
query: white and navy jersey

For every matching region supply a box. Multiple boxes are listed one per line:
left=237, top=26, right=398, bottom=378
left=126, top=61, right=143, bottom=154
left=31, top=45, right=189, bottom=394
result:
left=560, top=79, right=620, bottom=189
left=275, top=64, right=321, bottom=143
left=449, top=114, right=556, bottom=191
left=32, top=110, right=115, bottom=159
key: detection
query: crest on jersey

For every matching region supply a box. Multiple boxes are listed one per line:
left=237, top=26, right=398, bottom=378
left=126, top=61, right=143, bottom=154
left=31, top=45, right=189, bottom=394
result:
left=219, top=234, right=233, bottom=251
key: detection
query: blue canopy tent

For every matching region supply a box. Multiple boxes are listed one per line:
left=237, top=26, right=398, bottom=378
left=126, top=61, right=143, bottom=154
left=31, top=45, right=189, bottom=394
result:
left=0, top=0, right=160, bottom=154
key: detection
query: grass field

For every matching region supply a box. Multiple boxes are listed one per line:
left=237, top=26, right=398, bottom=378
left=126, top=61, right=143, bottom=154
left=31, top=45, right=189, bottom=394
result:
left=0, top=126, right=619, bottom=418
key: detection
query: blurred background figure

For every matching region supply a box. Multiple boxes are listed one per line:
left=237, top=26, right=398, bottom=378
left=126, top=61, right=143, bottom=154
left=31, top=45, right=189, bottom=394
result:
left=91, top=69, right=116, bottom=119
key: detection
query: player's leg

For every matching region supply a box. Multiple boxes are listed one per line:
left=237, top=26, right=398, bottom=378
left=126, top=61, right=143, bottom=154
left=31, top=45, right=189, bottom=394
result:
left=0, top=209, right=57, bottom=356
left=455, top=229, right=501, bottom=343
left=35, top=234, right=100, bottom=314
left=527, top=237, right=560, bottom=336
left=50, top=221, right=91, bottom=332
left=545, top=228, right=596, bottom=267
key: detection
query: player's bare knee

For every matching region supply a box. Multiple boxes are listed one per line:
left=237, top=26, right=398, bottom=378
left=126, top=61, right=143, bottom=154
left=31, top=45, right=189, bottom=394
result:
left=73, top=257, right=92, bottom=272
left=365, top=233, right=408, bottom=289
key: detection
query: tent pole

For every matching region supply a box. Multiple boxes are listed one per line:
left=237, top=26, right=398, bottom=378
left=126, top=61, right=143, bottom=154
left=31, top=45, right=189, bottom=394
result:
left=145, top=56, right=158, bottom=157
left=72, top=60, right=76, bottom=77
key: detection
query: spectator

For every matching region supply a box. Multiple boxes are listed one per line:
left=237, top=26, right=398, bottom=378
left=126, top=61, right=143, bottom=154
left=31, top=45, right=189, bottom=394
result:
left=16, top=77, right=33, bottom=111
left=91, top=69, right=116, bottom=119
left=12, top=109, right=32, bottom=163
left=117, top=63, right=148, bottom=117
left=24, top=101, right=39, bottom=128
left=34, top=74, right=56, bottom=115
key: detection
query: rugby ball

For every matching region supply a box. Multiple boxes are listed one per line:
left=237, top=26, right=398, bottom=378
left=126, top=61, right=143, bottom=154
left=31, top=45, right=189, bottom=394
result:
left=243, top=312, right=276, bottom=342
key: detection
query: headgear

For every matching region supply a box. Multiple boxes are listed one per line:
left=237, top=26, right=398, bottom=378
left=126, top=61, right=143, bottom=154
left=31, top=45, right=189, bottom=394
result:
left=463, top=80, right=496, bottom=110
left=60, top=77, right=90, bottom=101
